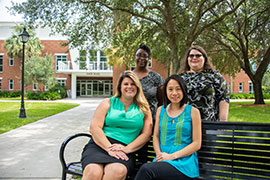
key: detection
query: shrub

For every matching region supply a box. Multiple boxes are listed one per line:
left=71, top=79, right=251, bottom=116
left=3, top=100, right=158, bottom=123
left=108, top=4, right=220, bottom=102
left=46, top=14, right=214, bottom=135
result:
left=263, top=93, right=270, bottom=99
left=262, top=86, right=270, bottom=94
left=0, top=91, right=21, bottom=98
left=26, top=91, right=40, bottom=100
left=26, top=91, right=61, bottom=100
left=0, top=91, right=10, bottom=97
left=10, top=91, right=21, bottom=97
left=230, top=93, right=254, bottom=99
left=48, top=84, right=67, bottom=98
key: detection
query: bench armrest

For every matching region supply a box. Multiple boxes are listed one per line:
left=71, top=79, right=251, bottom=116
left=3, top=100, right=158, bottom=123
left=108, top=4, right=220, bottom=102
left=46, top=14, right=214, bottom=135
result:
left=59, top=133, right=92, bottom=170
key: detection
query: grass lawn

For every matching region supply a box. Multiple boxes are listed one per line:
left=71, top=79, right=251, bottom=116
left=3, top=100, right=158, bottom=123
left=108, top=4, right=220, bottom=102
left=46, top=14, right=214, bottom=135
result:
left=228, top=101, right=270, bottom=123
left=0, top=101, right=79, bottom=134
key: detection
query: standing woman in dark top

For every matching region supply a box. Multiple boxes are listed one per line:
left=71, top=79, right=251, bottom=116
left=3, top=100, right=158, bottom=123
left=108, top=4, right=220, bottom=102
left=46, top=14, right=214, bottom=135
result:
left=179, top=45, right=230, bottom=121
left=133, top=44, right=164, bottom=121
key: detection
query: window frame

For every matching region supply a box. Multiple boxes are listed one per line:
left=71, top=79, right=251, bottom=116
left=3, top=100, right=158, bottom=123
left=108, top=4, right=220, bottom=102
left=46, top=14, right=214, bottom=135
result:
left=55, top=54, right=68, bottom=72
left=239, top=82, right=243, bottom=93
left=33, top=82, right=38, bottom=91
left=9, top=79, right=14, bottom=90
left=9, top=57, right=14, bottom=66
left=0, top=54, right=3, bottom=73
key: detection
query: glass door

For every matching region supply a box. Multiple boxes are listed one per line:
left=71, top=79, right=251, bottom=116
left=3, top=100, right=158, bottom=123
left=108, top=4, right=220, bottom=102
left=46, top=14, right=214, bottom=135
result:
left=81, top=83, right=93, bottom=96
left=104, top=83, right=111, bottom=96
left=80, top=83, right=86, bottom=96
left=86, top=83, right=93, bottom=96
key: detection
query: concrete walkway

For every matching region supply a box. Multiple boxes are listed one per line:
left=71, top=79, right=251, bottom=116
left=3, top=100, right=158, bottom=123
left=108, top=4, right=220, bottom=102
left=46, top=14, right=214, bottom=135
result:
left=0, top=98, right=104, bottom=180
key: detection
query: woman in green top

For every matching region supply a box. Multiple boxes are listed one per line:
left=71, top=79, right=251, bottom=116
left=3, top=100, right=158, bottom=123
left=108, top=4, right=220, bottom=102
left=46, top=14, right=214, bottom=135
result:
left=81, top=71, right=153, bottom=180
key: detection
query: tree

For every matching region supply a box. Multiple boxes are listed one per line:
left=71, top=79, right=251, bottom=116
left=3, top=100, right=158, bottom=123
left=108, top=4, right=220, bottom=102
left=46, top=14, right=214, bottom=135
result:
left=199, top=0, right=270, bottom=104
left=4, top=25, right=55, bottom=90
left=10, top=0, right=244, bottom=73
left=25, top=55, right=55, bottom=91
left=4, top=25, right=43, bottom=58
left=262, top=70, right=270, bottom=87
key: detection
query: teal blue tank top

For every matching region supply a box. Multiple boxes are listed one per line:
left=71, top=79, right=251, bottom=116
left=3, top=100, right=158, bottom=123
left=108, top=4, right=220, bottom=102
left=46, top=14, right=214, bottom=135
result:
left=155, top=104, right=199, bottom=178
left=103, top=97, right=144, bottom=145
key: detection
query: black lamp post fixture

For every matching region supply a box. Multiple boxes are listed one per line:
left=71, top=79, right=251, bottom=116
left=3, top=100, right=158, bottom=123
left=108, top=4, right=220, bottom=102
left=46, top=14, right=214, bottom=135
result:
left=19, top=27, right=30, bottom=118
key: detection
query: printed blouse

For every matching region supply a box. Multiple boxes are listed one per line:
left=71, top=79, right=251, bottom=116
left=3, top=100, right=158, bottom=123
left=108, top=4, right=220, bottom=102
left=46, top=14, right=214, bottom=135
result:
left=139, top=70, right=164, bottom=121
left=180, top=69, right=229, bottom=121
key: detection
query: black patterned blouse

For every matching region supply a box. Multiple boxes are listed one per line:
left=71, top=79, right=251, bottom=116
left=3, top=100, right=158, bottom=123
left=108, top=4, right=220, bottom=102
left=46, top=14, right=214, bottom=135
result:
left=139, top=70, right=164, bottom=121
left=180, top=69, right=230, bottom=121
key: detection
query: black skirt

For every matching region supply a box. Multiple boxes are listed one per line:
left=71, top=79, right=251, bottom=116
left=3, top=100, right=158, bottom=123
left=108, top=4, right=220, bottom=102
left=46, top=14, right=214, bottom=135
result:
left=81, top=136, right=136, bottom=175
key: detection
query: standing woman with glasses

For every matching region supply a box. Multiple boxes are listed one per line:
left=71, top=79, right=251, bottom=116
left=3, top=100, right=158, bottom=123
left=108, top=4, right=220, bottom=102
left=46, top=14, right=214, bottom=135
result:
left=179, top=45, right=230, bottom=122
left=133, top=44, right=164, bottom=122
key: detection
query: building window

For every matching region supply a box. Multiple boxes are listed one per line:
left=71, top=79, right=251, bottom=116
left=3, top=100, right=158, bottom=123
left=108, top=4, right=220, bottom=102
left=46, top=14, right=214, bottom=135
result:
left=0, top=55, right=3, bottom=72
left=9, top=57, right=14, bottom=66
left=249, top=81, right=254, bottom=94
left=33, top=82, right=38, bottom=91
left=0, top=79, right=2, bottom=90
left=9, top=79, right=14, bottom=90
left=56, top=55, right=67, bottom=71
left=239, top=82, right=243, bottom=93
left=57, top=79, right=66, bottom=86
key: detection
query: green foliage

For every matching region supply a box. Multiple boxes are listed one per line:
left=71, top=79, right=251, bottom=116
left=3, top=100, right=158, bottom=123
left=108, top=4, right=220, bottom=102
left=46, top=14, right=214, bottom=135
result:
left=25, top=91, right=61, bottom=100
left=0, top=102, right=79, bottom=134
left=25, top=54, right=55, bottom=89
left=3, top=25, right=43, bottom=58
left=0, top=91, right=21, bottom=98
left=230, top=93, right=270, bottom=99
left=263, top=93, right=270, bottom=99
left=262, top=71, right=270, bottom=87
left=10, top=0, right=245, bottom=73
left=48, top=84, right=67, bottom=98
left=262, top=86, right=270, bottom=94
left=198, top=0, right=270, bottom=104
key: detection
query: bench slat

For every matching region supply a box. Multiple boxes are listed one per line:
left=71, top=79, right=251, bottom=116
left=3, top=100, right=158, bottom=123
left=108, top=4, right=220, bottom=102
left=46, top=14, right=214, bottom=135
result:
left=60, top=122, right=270, bottom=180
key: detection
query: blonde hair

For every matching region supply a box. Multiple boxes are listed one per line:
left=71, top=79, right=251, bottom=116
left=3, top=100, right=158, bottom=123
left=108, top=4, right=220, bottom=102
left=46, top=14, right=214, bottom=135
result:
left=115, top=71, right=150, bottom=117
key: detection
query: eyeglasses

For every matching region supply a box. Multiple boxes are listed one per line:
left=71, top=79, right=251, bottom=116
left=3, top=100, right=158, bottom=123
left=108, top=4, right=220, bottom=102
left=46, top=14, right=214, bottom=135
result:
left=188, top=54, right=203, bottom=58
left=136, top=54, right=149, bottom=59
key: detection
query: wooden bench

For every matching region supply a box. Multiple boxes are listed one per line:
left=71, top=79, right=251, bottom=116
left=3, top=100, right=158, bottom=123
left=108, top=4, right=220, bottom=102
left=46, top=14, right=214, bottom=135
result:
left=59, top=121, right=270, bottom=180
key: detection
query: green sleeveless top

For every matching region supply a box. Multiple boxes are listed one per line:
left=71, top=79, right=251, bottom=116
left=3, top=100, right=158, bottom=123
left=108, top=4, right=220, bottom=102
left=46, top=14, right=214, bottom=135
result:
left=103, top=97, right=144, bottom=144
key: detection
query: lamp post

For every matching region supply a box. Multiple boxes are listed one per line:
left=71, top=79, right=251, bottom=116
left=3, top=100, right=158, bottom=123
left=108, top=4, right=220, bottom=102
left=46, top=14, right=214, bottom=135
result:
left=19, top=27, right=30, bottom=118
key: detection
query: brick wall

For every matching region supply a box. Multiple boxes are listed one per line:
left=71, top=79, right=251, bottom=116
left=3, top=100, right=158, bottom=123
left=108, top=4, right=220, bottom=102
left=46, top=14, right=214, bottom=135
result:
left=223, top=70, right=252, bottom=94
left=0, top=40, right=71, bottom=92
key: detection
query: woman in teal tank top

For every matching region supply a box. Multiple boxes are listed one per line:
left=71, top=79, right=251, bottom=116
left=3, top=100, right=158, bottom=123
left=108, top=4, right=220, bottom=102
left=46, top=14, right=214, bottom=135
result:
left=135, top=75, right=202, bottom=180
left=81, top=71, right=153, bottom=180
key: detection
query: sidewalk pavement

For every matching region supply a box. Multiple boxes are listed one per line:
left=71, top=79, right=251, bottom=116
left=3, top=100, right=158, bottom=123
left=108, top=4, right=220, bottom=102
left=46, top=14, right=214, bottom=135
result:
left=0, top=97, right=104, bottom=180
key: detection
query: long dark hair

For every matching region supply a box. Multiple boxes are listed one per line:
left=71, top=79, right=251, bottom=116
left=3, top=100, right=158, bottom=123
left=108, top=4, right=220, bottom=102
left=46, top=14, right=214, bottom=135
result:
left=163, top=75, right=188, bottom=108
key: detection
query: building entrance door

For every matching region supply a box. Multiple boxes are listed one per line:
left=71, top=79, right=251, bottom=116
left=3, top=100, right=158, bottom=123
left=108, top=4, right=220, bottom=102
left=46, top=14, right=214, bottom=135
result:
left=104, top=83, right=111, bottom=96
left=80, top=83, right=93, bottom=96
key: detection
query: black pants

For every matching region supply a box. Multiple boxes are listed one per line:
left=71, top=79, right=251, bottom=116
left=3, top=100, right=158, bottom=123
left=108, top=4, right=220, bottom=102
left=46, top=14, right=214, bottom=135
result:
left=134, top=162, right=193, bottom=180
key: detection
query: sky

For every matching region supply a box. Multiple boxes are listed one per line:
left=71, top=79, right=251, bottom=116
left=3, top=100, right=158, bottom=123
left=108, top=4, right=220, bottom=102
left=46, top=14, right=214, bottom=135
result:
left=0, top=0, right=24, bottom=22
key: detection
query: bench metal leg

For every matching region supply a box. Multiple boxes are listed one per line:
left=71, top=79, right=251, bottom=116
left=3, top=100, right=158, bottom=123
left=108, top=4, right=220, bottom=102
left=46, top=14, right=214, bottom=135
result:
left=62, top=170, right=66, bottom=180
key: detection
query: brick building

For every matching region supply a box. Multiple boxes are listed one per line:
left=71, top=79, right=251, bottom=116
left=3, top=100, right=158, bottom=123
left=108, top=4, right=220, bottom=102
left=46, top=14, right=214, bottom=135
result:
left=0, top=21, right=253, bottom=99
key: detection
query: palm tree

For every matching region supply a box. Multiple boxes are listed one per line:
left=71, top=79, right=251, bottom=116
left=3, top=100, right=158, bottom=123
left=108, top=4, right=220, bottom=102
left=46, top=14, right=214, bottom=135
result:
left=4, top=25, right=43, bottom=59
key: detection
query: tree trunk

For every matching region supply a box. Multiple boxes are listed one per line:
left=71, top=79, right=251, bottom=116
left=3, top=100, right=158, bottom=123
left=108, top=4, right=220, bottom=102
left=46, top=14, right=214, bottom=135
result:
left=253, top=78, right=265, bottom=104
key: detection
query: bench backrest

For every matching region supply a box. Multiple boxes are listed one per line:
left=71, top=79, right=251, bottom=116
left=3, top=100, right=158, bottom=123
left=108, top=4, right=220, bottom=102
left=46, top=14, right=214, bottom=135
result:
left=134, top=121, right=270, bottom=180
left=198, top=121, right=270, bottom=180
